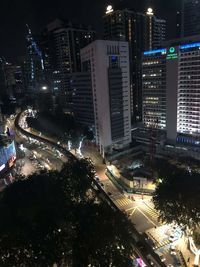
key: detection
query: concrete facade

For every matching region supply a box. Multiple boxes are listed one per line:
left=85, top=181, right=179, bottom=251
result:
left=79, top=40, right=132, bottom=155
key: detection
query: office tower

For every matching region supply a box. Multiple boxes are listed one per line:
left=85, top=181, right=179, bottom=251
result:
left=176, top=11, right=182, bottom=38
left=176, top=42, right=200, bottom=140
left=0, top=60, right=24, bottom=99
left=143, top=37, right=200, bottom=146
left=182, top=0, right=200, bottom=37
left=71, top=72, right=94, bottom=126
left=41, top=19, right=96, bottom=109
left=25, top=25, right=45, bottom=93
left=0, top=58, right=6, bottom=97
left=72, top=40, right=132, bottom=156
left=144, top=8, right=166, bottom=50
left=142, top=49, right=167, bottom=129
left=103, top=6, right=166, bottom=122
left=3, top=62, right=16, bottom=97
left=14, top=65, right=24, bottom=95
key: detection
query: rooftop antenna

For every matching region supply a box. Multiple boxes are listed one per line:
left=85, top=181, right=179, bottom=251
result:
left=26, top=24, right=32, bottom=35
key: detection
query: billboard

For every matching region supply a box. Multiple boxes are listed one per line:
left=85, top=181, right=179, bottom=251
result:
left=0, top=141, right=16, bottom=170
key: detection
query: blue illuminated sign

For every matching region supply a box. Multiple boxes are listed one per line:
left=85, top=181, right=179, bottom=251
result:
left=143, top=48, right=167, bottom=55
left=111, top=55, right=117, bottom=61
left=180, top=42, right=200, bottom=50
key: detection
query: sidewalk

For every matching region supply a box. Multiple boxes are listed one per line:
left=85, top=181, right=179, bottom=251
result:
left=177, top=236, right=195, bottom=267
left=147, top=226, right=195, bottom=267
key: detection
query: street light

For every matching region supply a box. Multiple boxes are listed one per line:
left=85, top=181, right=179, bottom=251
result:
left=42, top=86, right=47, bottom=90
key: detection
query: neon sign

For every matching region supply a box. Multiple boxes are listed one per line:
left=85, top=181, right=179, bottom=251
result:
left=166, top=47, right=178, bottom=60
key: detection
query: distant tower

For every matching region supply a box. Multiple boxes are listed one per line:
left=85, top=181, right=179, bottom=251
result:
left=42, top=19, right=96, bottom=109
left=146, top=8, right=154, bottom=50
left=182, top=0, right=200, bottom=37
left=103, top=6, right=166, bottom=123
left=25, top=24, right=44, bottom=93
left=145, top=7, right=166, bottom=50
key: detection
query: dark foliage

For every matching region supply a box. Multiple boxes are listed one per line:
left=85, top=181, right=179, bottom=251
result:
left=0, top=159, right=133, bottom=267
left=153, top=159, right=200, bottom=229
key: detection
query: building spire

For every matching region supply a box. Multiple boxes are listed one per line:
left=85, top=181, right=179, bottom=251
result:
left=26, top=24, right=32, bottom=35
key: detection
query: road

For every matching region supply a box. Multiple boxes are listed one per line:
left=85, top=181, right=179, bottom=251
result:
left=6, top=115, right=66, bottom=177
left=82, top=147, right=187, bottom=267
left=15, top=111, right=168, bottom=267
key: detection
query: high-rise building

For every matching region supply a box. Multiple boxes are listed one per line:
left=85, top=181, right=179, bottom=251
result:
left=144, top=8, right=166, bottom=51
left=25, top=25, right=45, bottom=93
left=142, top=49, right=167, bottom=129
left=71, top=72, right=94, bottom=126
left=0, top=58, right=6, bottom=97
left=176, top=11, right=182, bottom=38
left=103, top=6, right=166, bottom=123
left=41, top=19, right=96, bottom=109
left=143, top=37, right=200, bottom=146
left=0, top=59, right=24, bottom=99
left=182, top=0, right=200, bottom=37
left=71, top=40, right=132, bottom=156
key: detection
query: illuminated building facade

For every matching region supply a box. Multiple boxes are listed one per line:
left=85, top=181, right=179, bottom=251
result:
left=73, top=40, right=132, bottom=156
left=103, top=6, right=166, bottom=122
left=144, top=8, right=166, bottom=51
left=26, top=25, right=45, bottom=93
left=0, top=139, right=16, bottom=176
left=42, top=19, right=96, bottom=108
left=142, top=49, right=167, bottom=129
left=177, top=42, right=200, bottom=136
left=143, top=39, right=200, bottom=145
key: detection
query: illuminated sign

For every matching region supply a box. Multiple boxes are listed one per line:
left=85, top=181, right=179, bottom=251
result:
left=0, top=164, right=5, bottom=172
left=180, top=42, right=200, bottom=50
left=166, top=47, right=178, bottom=60
left=106, top=5, right=113, bottom=14
left=169, top=47, right=175, bottom=53
left=146, top=7, right=154, bottom=15
left=143, top=48, right=166, bottom=55
left=136, top=258, right=147, bottom=267
left=8, top=155, right=16, bottom=168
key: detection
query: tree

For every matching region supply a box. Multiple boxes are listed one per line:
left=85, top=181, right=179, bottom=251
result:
left=193, top=230, right=200, bottom=247
left=153, top=159, right=200, bottom=229
left=0, top=159, right=134, bottom=267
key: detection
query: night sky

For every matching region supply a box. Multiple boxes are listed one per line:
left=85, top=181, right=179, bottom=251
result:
left=1, top=0, right=181, bottom=61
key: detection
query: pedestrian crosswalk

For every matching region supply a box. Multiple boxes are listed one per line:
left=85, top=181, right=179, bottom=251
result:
left=114, top=197, right=133, bottom=208
left=143, top=204, right=160, bottom=221
left=154, top=239, right=171, bottom=250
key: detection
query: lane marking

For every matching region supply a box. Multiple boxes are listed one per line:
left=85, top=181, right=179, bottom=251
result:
left=137, top=207, right=158, bottom=227
left=125, top=207, right=136, bottom=212
left=130, top=207, right=137, bottom=216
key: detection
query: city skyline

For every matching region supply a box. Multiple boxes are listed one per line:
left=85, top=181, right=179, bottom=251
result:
left=1, top=0, right=180, bottom=60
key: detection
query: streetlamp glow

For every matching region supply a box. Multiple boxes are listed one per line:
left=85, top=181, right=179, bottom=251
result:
left=42, top=86, right=47, bottom=90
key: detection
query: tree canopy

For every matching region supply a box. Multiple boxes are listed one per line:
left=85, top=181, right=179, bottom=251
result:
left=153, top=159, right=200, bottom=229
left=0, top=159, right=134, bottom=267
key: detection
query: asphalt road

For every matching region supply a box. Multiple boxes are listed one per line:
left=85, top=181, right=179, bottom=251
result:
left=14, top=112, right=179, bottom=267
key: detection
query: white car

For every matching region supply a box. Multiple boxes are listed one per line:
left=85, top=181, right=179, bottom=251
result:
left=170, top=245, right=176, bottom=255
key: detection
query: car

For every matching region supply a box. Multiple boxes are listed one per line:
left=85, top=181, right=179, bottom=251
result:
left=170, top=245, right=176, bottom=255
left=100, top=183, right=104, bottom=187
left=160, top=255, right=166, bottom=262
left=169, top=234, right=175, bottom=242
left=107, top=191, right=112, bottom=196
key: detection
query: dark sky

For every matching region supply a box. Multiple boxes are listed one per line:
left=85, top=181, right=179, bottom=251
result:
left=0, top=0, right=181, bottom=61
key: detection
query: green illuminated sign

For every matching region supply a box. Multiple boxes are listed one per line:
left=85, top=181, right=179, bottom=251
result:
left=166, top=47, right=178, bottom=60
